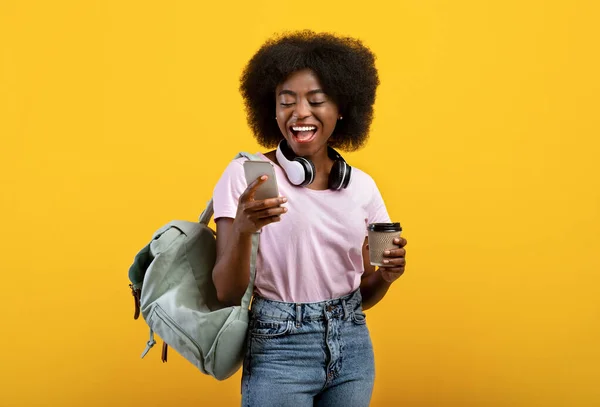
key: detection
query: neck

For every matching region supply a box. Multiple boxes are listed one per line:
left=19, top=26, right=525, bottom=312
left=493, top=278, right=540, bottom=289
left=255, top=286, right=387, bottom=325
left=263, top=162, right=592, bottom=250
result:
left=305, top=145, right=333, bottom=176
left=303, top=145, right=333, bottom=190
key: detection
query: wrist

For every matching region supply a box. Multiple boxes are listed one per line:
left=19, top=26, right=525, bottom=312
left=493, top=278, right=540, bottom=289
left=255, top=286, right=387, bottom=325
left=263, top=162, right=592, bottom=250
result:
left=377, top=268, right=396, bottom=285
left=231, top=219, right=255, bottom=239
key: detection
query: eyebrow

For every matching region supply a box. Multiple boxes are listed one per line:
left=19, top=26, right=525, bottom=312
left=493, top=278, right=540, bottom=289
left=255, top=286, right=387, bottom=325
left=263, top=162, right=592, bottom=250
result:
left=278, top=89, right=325, bottom=96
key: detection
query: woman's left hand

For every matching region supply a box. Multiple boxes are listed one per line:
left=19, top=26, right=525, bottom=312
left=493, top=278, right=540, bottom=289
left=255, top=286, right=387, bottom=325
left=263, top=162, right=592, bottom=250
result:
left=379, top=237, right=407, bottom=283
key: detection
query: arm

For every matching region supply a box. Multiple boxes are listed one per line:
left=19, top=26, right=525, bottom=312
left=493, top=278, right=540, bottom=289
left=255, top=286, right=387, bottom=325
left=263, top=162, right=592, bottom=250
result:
left=212, top=175, right=288, bottom=305
left=212, top=218, right=254, bottom=306
left=360, top=236, right=408, bottom=310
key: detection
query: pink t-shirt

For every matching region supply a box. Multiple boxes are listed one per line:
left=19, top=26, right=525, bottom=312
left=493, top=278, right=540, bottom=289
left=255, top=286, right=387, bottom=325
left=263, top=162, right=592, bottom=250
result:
left=212, top=153, right=391, bottom=303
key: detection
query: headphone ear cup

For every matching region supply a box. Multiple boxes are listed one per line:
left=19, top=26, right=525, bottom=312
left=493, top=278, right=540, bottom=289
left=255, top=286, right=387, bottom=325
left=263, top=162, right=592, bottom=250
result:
left=328, top=160, right=345, bottom=190
left=341, top=164, right=352, bottom=188
left=295, top=157, right=315, bottom=186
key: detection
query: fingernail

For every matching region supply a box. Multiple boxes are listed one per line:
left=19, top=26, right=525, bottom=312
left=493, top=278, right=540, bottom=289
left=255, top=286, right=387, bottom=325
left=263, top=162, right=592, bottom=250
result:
left=260, top=175, right=267, bottom=180
left=384, top=250, right=391, bottom=255
left=383, top=260, right=389, bottom=264
left=394, top=238, right=399, bottom=243
left=281, top=197, right=287, bottom=203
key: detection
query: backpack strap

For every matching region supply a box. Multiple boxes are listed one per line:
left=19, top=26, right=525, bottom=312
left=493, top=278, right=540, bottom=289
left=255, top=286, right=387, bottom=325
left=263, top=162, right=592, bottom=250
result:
left=241, top=232, right=260, bottom=309
left=198, top=151, right=264, bottom=310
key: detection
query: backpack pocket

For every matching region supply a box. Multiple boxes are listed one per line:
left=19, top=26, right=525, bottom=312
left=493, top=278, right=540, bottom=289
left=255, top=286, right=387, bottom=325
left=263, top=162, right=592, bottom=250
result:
left=147, top=304, right=204, bottom=367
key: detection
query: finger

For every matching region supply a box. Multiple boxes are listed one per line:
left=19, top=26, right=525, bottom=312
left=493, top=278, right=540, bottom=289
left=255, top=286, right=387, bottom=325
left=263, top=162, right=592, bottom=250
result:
left=380, top=267, right=405, bottom=276
left=256, top=215, right=282, bottom=229
left=383, top=268, right=405, bottom=276
left=393, top=237, right=407, bottom=247
left=254, top=206, right=288, bottom=219
left=247, top=196, right=287, bottom=210
left=383, top=248, right=406, bottom=258
left=381, top=258, right=406, bottom=267
left=240, top=175, right=268, bottom=202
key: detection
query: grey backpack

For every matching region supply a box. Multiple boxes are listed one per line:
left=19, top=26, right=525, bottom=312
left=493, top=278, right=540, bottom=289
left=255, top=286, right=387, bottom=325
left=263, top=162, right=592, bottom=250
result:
left=128, top=152, right=260, bottom=381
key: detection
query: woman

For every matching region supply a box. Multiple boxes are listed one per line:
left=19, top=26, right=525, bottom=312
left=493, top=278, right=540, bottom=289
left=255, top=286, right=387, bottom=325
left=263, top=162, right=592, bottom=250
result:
left=212, top=30, right=407, bottom=407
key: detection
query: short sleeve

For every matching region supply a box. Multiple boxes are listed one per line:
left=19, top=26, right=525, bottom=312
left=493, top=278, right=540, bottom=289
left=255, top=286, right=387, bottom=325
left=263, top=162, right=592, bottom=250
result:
left=212, top=159, right=247, bottom=220
left=365, top=178, right=391, bottom=235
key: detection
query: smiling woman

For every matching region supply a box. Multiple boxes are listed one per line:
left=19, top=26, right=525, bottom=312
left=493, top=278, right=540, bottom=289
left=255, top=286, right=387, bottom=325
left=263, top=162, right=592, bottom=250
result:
left=211, top=30, right=408, bottom=407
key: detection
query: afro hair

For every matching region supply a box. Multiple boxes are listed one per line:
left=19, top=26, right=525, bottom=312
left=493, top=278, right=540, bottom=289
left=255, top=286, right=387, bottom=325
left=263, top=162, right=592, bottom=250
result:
left=239, top=30, right=380, bottom=152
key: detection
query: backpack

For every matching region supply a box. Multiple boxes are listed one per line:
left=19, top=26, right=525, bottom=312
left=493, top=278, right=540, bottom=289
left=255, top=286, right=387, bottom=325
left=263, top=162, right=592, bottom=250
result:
left=127, top=152, right=261, bottom=381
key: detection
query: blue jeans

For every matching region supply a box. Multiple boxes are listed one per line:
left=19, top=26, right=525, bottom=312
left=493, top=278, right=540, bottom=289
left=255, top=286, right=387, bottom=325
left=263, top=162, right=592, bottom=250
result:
left=241, top=290, right=375, bottom=407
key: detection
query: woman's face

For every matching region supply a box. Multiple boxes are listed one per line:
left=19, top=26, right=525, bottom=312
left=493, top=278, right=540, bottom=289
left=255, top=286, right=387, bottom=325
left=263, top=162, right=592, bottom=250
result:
left=275, top=69, right=340, bottom=157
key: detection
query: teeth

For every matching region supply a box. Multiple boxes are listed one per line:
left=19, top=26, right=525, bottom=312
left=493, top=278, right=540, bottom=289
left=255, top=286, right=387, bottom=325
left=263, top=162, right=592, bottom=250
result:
left=292, top=126, right=316, bottom=131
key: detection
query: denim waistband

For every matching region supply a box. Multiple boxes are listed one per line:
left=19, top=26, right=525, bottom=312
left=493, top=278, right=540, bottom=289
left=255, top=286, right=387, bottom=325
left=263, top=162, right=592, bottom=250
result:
left=250, top=289, right=362, bottom=323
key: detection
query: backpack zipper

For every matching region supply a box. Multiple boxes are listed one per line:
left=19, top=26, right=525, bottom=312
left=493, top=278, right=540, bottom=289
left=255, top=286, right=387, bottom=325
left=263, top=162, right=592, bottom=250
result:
left=152, top=305, right=204, bottom=359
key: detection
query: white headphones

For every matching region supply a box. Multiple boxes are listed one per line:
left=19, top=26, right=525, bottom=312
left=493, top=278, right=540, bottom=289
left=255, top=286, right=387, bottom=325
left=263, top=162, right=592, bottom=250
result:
left=275, top=140, right=352, bottom=190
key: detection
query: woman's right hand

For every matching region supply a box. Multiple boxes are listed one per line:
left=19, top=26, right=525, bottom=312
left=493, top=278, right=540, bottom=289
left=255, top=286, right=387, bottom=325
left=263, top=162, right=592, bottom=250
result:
left=233, top=175, right=287, bottom=235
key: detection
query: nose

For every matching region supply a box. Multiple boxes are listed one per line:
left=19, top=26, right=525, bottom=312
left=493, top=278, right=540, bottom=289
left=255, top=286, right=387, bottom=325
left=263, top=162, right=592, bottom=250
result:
left=292, top=100, right=311, bottom=120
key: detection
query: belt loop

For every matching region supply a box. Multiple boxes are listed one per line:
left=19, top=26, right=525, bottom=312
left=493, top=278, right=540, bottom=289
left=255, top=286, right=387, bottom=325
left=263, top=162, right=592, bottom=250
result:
left=342, top=299, right=349, bottom=320
left=296, top=304, right=302, bottom=327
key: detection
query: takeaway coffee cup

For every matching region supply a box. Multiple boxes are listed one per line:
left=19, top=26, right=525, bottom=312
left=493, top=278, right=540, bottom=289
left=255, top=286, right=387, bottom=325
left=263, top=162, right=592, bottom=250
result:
left=367, top=223, right=402, bottom=266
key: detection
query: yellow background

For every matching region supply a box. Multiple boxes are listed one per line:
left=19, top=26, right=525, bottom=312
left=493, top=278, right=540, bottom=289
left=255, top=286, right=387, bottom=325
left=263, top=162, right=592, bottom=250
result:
left=1, top=0, right=599, bottom=406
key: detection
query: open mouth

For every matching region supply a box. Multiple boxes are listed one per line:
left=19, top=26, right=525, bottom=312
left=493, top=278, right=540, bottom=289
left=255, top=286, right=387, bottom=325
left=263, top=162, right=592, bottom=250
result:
left=290, top=125, right=318, bottom=143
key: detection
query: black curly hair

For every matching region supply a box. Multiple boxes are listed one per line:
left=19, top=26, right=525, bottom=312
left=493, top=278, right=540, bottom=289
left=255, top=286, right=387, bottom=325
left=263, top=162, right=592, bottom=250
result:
left=239, top=30, right=380, bottom=152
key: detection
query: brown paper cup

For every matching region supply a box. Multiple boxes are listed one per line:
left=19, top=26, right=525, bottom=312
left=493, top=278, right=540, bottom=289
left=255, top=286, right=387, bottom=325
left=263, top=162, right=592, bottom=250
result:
left=368, top=223, right=402, bottom=266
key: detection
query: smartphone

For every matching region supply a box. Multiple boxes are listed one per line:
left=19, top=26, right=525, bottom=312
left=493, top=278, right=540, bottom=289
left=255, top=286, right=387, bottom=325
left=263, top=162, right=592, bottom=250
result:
left=243, top=160, right=280, bottom=201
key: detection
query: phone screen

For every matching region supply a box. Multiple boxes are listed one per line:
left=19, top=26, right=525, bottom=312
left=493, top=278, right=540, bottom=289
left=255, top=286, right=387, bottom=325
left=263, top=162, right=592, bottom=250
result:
left=243, top=161, right=280, bottom=200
